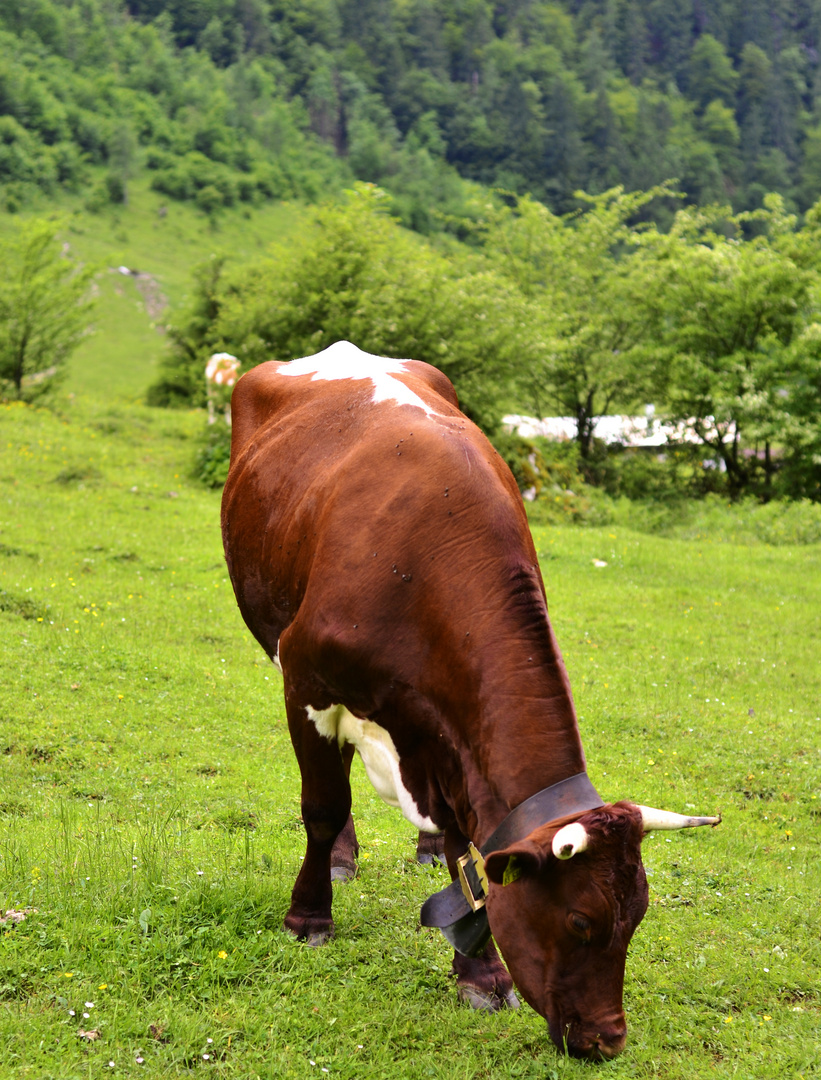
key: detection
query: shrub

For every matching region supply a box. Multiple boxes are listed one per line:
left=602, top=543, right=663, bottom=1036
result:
left=195, top=183, right=224, bottom=217
left=104, top=170, right=126, bottom=203
left=489, top=431, right=545, bottom=498
left=607, top=493, right=821, bottom=544
left=145, top=376, right=201, bottom=408
left=194, top=422, right=232, bottom=489
left=150, top=165, right=194, bottom=200
left=145, top=147, right=173, bottom=170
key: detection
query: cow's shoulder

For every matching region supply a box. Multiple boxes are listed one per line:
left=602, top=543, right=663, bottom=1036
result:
left=229, top=347, right=461, bottom=463
left=400, top=359, right=460, bottom=411
left=228, top=360, right=292, bottom=464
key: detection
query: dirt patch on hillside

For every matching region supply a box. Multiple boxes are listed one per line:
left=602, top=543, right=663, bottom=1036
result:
left=112, top=266, right=168, bottom=325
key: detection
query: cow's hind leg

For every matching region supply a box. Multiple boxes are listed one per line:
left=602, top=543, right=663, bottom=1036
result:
left=330, top=744, right=359, bottom=883
left=283, top=700, right=352, bottom=946
left=443, top=824, right=519, bottom=1012
left=415, top=831, right=446, bottom=866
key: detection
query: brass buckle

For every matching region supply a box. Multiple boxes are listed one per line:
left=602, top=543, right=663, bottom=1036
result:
left=456, top=842, right=489, bottom=912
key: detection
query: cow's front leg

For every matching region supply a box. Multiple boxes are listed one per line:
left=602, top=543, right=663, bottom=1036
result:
left=443, top=824, right=519, bottom=1012
left=452, top=942, right=520, bottom=1013
left=283, top=700, right=352, bottom=945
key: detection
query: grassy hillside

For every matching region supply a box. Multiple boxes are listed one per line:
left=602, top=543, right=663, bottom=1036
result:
left=1, top=151, right=819, bottom=1077
left=0, top=178, right=305, bottom=401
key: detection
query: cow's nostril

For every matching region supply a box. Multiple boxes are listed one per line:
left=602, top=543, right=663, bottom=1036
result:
left=593, top=1029, right=627, bottom=1060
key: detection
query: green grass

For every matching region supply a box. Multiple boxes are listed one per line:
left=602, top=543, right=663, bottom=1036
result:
left=1, top=392, right=819, bottom=1080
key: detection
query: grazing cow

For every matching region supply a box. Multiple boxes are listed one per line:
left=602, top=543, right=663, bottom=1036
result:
left=206, top=352, right=241, bottom=426
left=221, top=341, right=719, bottom=1060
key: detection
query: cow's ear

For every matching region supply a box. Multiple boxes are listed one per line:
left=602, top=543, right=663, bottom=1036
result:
left=484, top=840, right=546, bottom=886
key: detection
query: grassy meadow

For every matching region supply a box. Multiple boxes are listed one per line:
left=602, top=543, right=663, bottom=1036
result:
left=1, top=203, right=820, bottom=1078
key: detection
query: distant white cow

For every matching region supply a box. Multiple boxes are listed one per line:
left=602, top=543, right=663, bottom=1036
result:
left=206, top=353, right=240, bottom=425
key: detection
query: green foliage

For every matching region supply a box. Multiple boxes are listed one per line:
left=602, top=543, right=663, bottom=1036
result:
left=194, top=420, right=232, bottom=488
left=0, top=219, right=96, bottom=401
left=6, top=0, right=821, bottom=226
left=482, top=184, right=676, bottom=456
left=643, top=195, right=819, bottom=499
left=146, top=255, right=229, bottom=409
left=104, top=171, right=127, bottom=204
left=142, top=176, right=821, bottom=503
left=489, top=430, right=546, bottom=498
left=608, top=492, right=821, bottom=545
left=0, top=8, right=348, bottom=216
left=151, top=183, right=527, bottom=428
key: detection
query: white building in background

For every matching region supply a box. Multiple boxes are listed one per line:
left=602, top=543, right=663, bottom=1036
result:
left=502, top=407, right=723, bottom=449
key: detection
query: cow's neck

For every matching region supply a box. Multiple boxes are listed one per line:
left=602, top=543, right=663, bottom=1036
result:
left=455, top=600, right=588, bottom=849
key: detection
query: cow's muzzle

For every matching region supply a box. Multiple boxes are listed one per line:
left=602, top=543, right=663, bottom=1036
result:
left=552, top=1017, right=627, bottom=1061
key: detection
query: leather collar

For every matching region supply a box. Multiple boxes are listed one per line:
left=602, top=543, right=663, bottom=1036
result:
left=420, top=772, right=603, bottom=956
left=480, top=772, right=603, bottom=856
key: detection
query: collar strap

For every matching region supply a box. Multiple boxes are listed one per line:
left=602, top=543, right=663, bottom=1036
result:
left=420, top=772, right=603, bottom=956
left=479, top=772, right=603, bottom=857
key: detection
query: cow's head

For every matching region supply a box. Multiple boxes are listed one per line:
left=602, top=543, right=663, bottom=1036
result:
left=484, top=801, right=718, bottom=1060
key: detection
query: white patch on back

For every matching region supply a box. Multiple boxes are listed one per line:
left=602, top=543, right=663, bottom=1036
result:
left=278, top=340, right=440, bottom=417
left=306, top=704, right=439, bottom=833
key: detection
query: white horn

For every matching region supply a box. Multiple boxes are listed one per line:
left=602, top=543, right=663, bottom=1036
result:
left=552, top=822, right=589, bottom=860
left=638, top=806, right=721, bottom=832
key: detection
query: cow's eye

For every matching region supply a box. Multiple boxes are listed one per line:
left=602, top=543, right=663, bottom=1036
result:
left=567, top=912, right=591, bottom=940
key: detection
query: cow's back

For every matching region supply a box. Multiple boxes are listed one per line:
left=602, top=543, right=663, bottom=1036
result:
left=221, top=344, right=546, bottom=734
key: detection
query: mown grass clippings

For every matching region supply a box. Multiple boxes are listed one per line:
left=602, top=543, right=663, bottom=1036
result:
left=1, top=397, right=819, bottom=1079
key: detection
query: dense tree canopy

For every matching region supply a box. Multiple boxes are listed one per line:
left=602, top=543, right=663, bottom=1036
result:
left=642, top=196, right=819, bottom=497
left=480, top=185, right=675, bottom=454
left=5, top=0, right=821, bottom=225
left=152, top=183, right=528, bottom=426
left=4, top=1, right=821, bottom=501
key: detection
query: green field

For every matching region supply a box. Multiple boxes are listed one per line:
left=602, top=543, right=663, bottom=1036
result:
left=1, top=271, right=820, bottom=1078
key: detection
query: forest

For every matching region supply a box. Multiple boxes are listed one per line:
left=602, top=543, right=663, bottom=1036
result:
left=5, top=0, right=821, bottom=224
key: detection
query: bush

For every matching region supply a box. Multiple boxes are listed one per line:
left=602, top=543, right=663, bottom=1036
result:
left=104, top=170, right=126, bottom=203
left=607, top=493, right=821, bottom=544
left=145, top=376, right=201, bottom=409
left=490, top=434, right=616, bottom=526
left=489, top=431, right=545, bottom=498
left=194, top=422, right=232, bottom=488
left=145, top=147, right=173, bottom=170
left=151, top=165, right=194, bottom=200
left=196, top=183, right=224, bottom=217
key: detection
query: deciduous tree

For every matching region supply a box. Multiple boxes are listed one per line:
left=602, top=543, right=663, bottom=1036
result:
left=647, top=195, right=816, bottom=497
left=0, top=219, right=95, bottom=401
left=481, top=185, right=673, bottom=457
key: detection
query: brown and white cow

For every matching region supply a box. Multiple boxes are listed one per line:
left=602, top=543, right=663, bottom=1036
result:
left=221, top=341, right=719, bottom=1060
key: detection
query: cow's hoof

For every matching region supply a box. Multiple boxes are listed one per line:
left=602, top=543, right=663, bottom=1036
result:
left=282, top=919, right=334, bottom=946
left=416, top=833, right=447, bottom=866
left=305, top=929, right=334, bottom=947
left=416, top=851, right=448, bottom=867
left=330, top=864, right=357, bottom=883
left=457, top=983, right=520, bottom=1013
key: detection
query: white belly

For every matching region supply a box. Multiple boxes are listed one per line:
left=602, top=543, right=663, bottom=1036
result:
left=306, top=704, right=439, bottom=833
